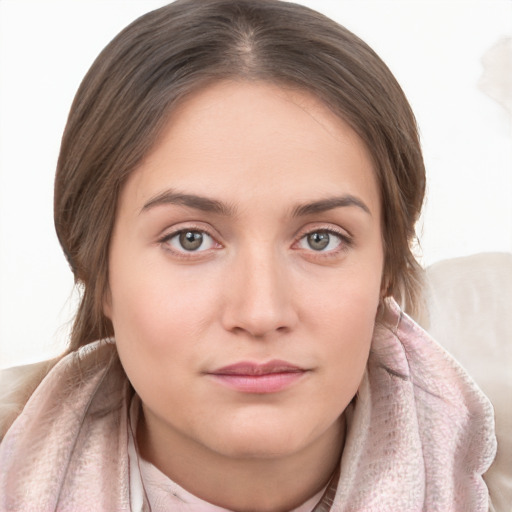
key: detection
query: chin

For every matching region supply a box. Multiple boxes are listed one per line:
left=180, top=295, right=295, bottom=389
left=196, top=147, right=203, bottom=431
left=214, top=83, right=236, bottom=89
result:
left=203, top=413, right=339, bottom=460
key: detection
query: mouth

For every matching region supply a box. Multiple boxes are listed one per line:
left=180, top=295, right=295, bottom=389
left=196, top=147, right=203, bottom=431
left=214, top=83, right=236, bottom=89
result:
left=206, top=360, right=309, bottom=394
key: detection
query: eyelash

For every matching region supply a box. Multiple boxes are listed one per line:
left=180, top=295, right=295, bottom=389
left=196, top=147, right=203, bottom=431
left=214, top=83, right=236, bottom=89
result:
left=157, top=224, right=352, bottom=259
left=158, top=224, right=221, bottom=259
left=293, top=226, right=353, bottom=258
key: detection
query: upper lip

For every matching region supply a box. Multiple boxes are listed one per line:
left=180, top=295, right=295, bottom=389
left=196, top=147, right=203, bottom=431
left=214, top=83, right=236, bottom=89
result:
left=209, top=360, right=306, bottom=376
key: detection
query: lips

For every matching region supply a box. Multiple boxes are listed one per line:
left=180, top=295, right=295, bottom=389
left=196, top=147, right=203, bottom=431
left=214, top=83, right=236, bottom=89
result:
left=207, top=360, right=308, bottom=393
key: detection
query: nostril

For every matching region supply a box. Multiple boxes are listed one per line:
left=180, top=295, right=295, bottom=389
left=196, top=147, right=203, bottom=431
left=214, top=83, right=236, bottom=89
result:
left=228, top=322, right=292, bottom=339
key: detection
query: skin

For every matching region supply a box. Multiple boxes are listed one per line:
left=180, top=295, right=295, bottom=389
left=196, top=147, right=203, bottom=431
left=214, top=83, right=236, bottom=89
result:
left=105, top=80, right=384, bottom=511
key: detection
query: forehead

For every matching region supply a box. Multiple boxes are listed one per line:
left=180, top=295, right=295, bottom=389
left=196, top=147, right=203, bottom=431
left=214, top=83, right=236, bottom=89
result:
left=121, top=80, right=380, bottom=216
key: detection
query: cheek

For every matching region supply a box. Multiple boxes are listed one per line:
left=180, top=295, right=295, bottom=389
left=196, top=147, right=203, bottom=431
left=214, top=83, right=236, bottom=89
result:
left=322, top=293, right=377, bottom=371
left=317, top=305, right=375, bottom=421
left=306, top=253, right=383, bottom=327
left=305, top=262, right=383, bottom=382
left=107, top=272, right=205, bottom=402
left=108, top=261, right=222, bottom=355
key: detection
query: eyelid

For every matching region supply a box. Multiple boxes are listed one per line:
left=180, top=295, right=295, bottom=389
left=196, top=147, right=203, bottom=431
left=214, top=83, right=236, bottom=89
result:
left=292, top=223, right=353, bottom=254
left=294, top=223, right=351, bottom=242
left=157, top=222, right=223, bottom=257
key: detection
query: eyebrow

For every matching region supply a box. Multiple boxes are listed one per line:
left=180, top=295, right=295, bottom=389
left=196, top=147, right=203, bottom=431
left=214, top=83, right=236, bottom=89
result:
left=291, top=195, right=371, bottom=217
left=141, top=189, right=235, bottom=216
left=141, top=189, right=371, bottom=217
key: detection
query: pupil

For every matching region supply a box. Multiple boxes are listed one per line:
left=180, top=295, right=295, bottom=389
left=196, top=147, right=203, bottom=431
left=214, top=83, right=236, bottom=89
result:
left=179, top=231, right=203, bottom=251
left=308, top=232, right=329, bottom=250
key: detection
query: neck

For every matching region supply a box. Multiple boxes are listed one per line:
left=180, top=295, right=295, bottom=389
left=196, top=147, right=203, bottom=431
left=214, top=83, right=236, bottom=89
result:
left=137, top=406, right=345, bottom=512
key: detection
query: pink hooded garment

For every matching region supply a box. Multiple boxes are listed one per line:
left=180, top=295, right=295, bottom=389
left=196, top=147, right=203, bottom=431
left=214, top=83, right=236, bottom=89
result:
left=0, top=300, right=497, bottom=511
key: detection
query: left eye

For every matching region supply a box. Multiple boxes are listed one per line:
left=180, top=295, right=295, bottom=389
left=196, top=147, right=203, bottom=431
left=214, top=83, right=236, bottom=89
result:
left=297, top=230, right=343, bottom=252
left=166, top=230, right=216, bottom=252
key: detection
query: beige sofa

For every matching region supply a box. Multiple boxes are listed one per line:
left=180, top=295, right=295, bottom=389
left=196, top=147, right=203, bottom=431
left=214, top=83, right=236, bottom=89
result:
left=420, top=252, right=512, bottom=512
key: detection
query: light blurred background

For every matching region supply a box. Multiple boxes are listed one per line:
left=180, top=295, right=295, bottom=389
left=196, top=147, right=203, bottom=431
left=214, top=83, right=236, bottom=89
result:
left=1, top=0, right=511, bottom=368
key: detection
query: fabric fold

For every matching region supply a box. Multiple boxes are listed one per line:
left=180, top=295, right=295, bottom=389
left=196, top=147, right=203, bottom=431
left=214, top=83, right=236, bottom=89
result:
left=333, top=300, right=496, bottom=511
left=0, top=341, right=133, bottom=511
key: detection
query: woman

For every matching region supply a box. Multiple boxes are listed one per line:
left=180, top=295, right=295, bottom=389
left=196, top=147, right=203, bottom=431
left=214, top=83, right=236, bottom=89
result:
left=0, top=0, right=496, bottom=510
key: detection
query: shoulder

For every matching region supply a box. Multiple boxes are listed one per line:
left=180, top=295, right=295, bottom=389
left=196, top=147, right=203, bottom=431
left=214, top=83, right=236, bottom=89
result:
left=0, top=358, right=60, bottom=441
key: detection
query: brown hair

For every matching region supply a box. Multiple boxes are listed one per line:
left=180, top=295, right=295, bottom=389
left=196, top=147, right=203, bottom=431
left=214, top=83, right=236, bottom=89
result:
left=54, top=0, right=426, bottom=352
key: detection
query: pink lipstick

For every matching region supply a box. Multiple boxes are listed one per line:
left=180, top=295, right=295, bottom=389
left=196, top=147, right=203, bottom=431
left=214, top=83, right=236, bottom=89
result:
left=207, top=360, right=308, bottom=393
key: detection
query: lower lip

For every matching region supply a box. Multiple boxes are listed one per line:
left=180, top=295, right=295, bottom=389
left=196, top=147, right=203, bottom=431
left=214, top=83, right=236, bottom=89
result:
left=208, top=371, right=306, bottom=393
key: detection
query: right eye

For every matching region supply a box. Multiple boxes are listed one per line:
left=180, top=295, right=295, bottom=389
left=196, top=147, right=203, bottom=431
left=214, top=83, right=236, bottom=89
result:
left=163, top=229, right=217, bottom=253
left=297, top=230, right=344, bottom=252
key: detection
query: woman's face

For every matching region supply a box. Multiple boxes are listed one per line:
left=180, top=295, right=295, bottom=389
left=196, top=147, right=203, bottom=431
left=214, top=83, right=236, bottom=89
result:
left=106, top=81, right=383, bottom=463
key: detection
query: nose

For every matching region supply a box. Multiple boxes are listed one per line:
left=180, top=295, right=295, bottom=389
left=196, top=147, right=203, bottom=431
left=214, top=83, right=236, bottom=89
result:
left=221, top=247, right=298, bottom=339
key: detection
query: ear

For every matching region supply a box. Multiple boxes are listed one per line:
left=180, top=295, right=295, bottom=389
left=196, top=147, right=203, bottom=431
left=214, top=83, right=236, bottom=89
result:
left=380, top=271, right=390, bottom=299
left=103, top=287, right=113, bottom=320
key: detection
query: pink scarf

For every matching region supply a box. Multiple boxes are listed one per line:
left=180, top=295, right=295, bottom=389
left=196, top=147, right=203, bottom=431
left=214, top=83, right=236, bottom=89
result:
left=0, top=300, right=496, bottom=511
